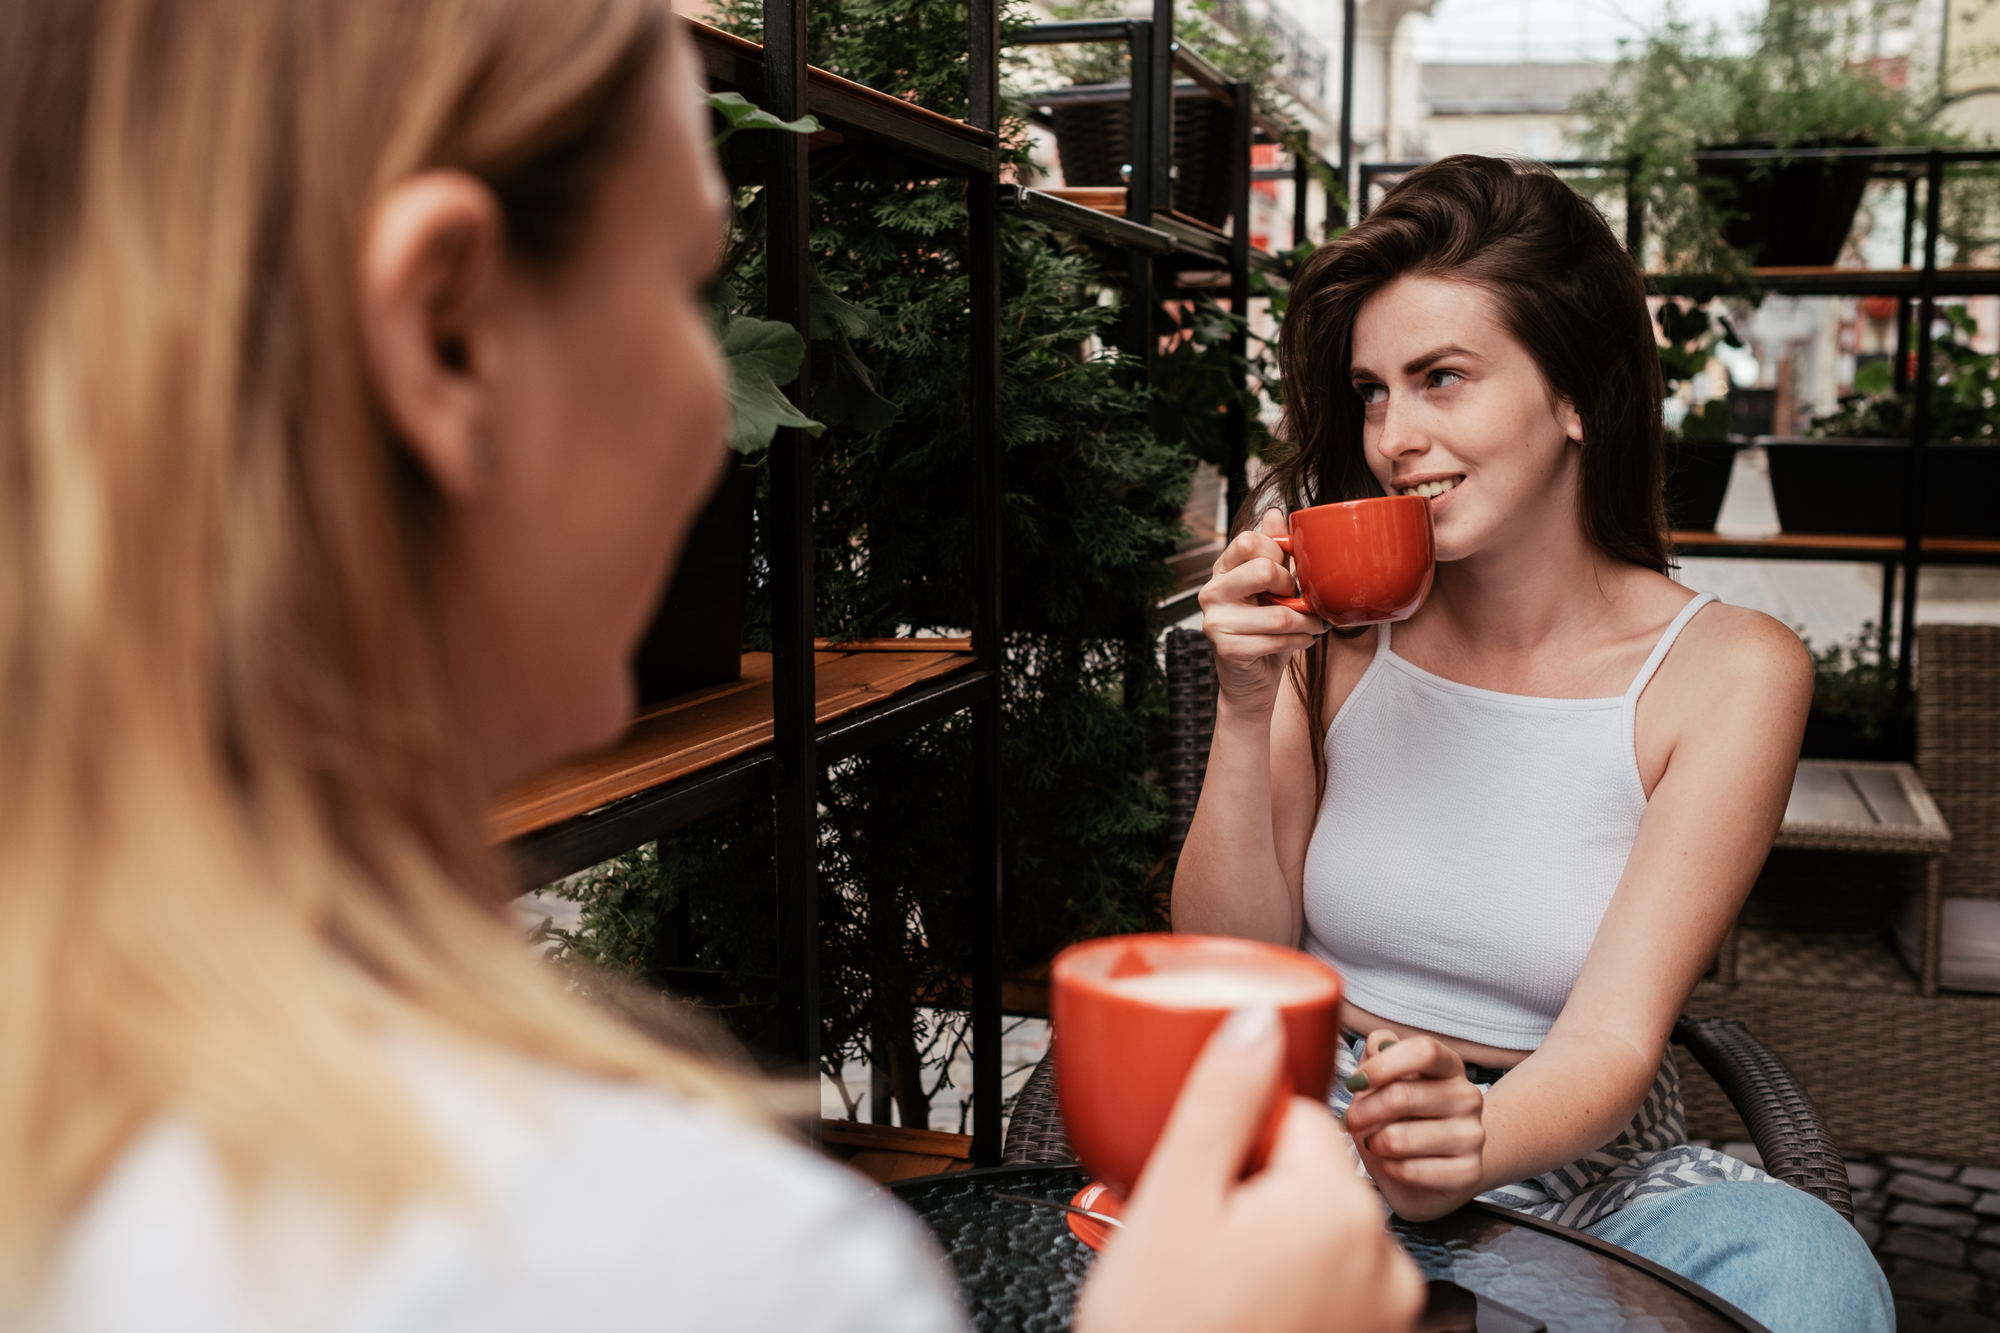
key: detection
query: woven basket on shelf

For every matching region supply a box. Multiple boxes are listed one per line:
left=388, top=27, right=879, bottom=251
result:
left=1037, top=81, right=1235, bottom=229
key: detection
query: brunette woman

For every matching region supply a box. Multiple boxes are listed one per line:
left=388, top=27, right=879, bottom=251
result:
left=1177, top=156, right=1890, bottom=1333
left=0, top=0, right=1424, bottom=1329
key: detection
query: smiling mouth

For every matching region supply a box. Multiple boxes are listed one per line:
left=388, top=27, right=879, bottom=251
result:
left=1397, top=475, right=1464, bottom=499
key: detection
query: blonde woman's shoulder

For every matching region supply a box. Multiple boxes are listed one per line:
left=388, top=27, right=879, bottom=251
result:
left=29, top=1041, right=967, bottom=1333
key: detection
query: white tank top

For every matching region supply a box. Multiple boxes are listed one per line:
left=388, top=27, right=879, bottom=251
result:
left=1300, top=592, right=1718, bottom=1051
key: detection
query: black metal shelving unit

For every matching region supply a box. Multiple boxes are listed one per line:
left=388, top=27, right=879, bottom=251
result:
left=508, top=0, right=1340, bottom=1163
left=1007, top=0, right=1338, bottom=522
left=1354, top=146, right=2000, bottom=725
left=501, top=11, right=1007, bottom=1161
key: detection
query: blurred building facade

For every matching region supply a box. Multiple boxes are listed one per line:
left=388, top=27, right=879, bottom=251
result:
left=1417, top=61, right=1606, bottom=159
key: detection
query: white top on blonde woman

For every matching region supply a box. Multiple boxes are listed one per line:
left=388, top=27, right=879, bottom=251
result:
left=23, top=1043, right=966, bottom=1333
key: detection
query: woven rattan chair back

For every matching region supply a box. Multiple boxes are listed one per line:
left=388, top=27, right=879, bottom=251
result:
left=1164, top=628, right=1217, bottom=857
left=1918, top=623, right=2000, bottom=900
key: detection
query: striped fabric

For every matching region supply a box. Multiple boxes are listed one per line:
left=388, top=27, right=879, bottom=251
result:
left=1330, top=1033, right=1782, bottom=1229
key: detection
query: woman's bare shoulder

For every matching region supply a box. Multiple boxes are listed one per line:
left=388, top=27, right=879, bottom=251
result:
left=1661, top=595, right=1814, bottom=705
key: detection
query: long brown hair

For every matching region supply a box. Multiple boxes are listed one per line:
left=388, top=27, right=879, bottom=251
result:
left=0, top=0, right=760, bottom=1285
left=1259, top=155, right=1669, bottom=794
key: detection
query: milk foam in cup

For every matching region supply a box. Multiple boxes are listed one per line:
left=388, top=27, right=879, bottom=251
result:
left=1099, top=967, right=1328, bottom=1008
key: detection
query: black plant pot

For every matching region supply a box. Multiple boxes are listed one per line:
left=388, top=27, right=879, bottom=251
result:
left=1664, top=440, right=1741, bottom=530
left=1035, top=81, right=1235, bottom=228
left=1695, top=138, right=1875, bottom=267
left=1800, top=710, right=1911, bottom=763
left=631, top=461, right=754, bottom=707
left=1727, top=387, right=1776, bottom=438
left=1761, top=438, right=2000, bottom=538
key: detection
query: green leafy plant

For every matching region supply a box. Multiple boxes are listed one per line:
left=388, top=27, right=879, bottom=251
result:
left=704, top=92, right=897, bottom=454
left=1811, top=305, right=2000, bottom=440
left=1657, top=299, right=1741, bottom=441
left=1804, top=624, right=1901, bottom=742
left=1573, top=0, right=1984, bottom=277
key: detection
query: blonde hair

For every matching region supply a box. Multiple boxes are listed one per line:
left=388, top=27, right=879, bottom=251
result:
left=0, top=0, right=757, bottom=1283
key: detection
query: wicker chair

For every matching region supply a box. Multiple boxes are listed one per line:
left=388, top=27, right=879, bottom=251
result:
left=1006, top=630, right=1855, bottom=1223
left=1671, top=624, right=2000, bottom=1168
left=1918, top=624, right=2000, bottom=906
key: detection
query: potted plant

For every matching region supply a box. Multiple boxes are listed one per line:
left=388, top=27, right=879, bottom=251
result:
left=1023, top=0, right=1288, bottom=229
left=1657, top=300, right=1741, bottom=530
left=1801, top=626, right=1908, bottom=761
left=1573, top=0, right=1978, bottom=277
left=1761, top=305, right=2000, bottom=538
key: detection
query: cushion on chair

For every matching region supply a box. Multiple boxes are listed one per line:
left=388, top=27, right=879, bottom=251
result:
left=1896, top=896, right=2000, bottom=993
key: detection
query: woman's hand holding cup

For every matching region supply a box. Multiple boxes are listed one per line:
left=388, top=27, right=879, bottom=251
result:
left=1342, top=1031, right=1488, bottom=1224
left=1200, top=508, right=1328, bottom=719
left=1075, top=1006, right=1426, bottom=1333
left=1199, top=497, right=1435, bottom=720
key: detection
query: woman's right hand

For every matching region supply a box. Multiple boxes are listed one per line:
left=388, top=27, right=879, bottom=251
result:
left=1074, top=1006, right=1426, bottom=1333
left=1198, top=508, right=1327, bottom=719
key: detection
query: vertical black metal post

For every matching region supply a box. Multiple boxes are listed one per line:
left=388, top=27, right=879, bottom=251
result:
left=967, top=0, right=1005, bottom=1168
left=1338, top=0, right=1355, bottom=227
left=1123, top=22, right=1155, bottom=371
left=1896, top=151, right=1943, bottom=718
left=1224, top=80, right=1253, bottom=526
left=1624, top=155, right=1645, bottom=262
left=764, top=0, right=820, bottom=1122
left=1151, top=0, right=1175, bottom=218
left=1292, top=135, right=1310, bottom=249
left=1896, top=173, right=1918, bottom=396
left=1880, top=561, right=1898, bottom=670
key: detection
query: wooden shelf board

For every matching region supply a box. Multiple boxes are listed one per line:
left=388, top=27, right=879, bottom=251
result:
left=818, top=1119, right=976, bottom=1185
left=1029, top=188, right=1279, bottom=267
left=1672, top=530, right=2000, bottom=557
left=1041, top=186, right=1128, bottom=216
left=686, top=18, right=995, bottom=175
left=489, top=644, right=974, bottom=844
left=1650, top=266, right=2000, bottom=297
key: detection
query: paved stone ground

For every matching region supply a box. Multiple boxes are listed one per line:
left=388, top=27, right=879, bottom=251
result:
left=1706, top=1140, right=2000, bottom=1331
left=1846, top=1151, right=2000, bottom=1332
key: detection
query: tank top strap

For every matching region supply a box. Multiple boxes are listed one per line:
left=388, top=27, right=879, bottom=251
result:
left=1624, top=592, right=1719, bottom=701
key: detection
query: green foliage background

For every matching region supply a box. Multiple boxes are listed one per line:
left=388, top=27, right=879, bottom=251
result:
left=1573, top=0, right=1996, bottom=278
left=1811, top=305, right=2000, bottom=441
left=556, top=0, right=1203, bottom=1124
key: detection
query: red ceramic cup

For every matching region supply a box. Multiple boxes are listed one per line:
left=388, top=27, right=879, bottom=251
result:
left=1049, top=933, right=1342, bottom=1199
left=1260, top=494, right=1435, bottom=628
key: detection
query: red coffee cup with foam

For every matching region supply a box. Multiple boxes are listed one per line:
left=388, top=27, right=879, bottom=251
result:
left=1049, top=933, right=1342, bottom=1202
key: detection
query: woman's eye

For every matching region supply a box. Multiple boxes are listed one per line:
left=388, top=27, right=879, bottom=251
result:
left=1428, top=369, right=1463, bottom=389
left=1355, top=383, right=1387, bottom=405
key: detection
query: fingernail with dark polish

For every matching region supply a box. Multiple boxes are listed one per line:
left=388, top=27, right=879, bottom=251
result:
left=1345, top=1070, right=1370, bottom=1092
left=1378, top=1038, right=1398, bottom=1053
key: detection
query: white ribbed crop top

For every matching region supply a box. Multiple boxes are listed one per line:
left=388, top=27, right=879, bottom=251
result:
left=1299, top=592, right=1718, bottom=1051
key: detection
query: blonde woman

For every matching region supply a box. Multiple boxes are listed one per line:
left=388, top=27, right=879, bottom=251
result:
left=0, top=0, right=1422, bottom=1329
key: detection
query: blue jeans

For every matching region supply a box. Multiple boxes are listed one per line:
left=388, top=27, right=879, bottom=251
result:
left=1584, top=1182, right=1892, bottom=1333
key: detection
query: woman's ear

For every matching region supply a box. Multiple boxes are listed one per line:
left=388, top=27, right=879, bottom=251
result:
left=1556, top=396, right=1584, bottom=444
left=357, top=171, right=507, bottom=501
